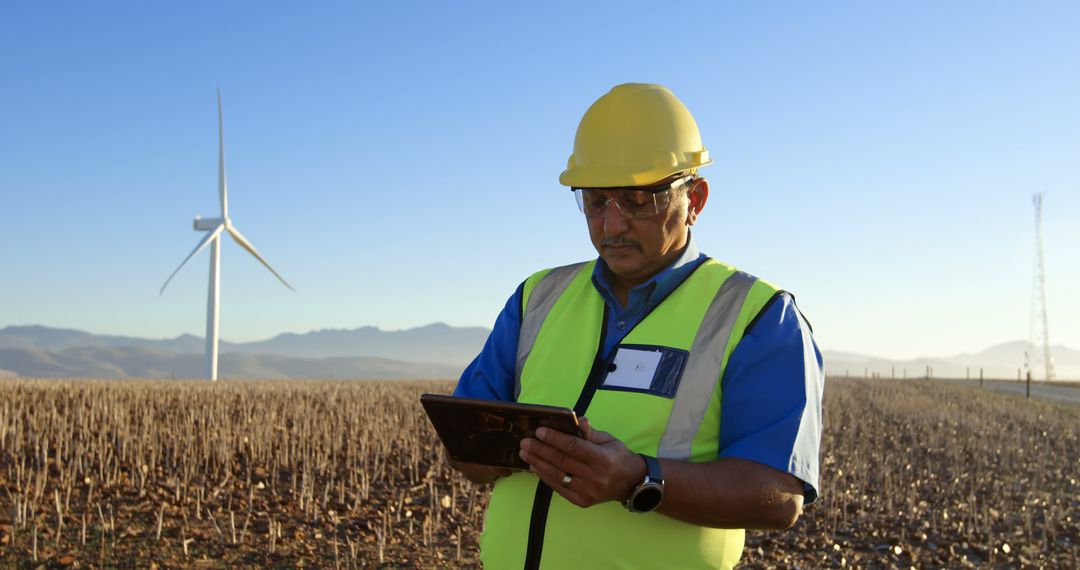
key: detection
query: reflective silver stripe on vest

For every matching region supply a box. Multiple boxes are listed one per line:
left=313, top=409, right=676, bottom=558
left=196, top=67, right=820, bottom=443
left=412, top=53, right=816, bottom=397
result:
left=514, top=261, right=589, bottom=400
left=657, top=271, right=757, bottom=460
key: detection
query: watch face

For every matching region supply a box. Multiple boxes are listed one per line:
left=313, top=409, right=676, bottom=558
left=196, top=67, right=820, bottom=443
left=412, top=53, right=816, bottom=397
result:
left=631, top=484, right=663, bottom=512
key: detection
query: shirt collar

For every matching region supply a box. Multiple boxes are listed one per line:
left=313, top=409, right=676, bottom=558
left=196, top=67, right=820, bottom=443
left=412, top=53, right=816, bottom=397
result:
left=591, top=232, right=704, bottom=312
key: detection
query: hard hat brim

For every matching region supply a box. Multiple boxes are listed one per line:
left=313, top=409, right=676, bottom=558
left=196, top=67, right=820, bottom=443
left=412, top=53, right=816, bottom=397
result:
left=559, top=158, right=712, bottom=188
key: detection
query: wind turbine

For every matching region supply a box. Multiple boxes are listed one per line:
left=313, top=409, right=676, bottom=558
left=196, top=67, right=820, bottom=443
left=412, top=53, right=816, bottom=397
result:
left=161, top=90, right=294, bottom=381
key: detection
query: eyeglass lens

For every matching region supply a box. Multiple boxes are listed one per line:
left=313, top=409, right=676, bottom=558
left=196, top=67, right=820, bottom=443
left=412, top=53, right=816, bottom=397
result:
left=572, top=175, right=689, bottom=220
left=575, top=189, right=668, bottom=219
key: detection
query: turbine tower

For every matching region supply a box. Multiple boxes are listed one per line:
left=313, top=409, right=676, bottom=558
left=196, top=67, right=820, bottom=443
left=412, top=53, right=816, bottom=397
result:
left=1026, top=192, right=1054, bottom=382
left=161, top=90, right=294, bottom=381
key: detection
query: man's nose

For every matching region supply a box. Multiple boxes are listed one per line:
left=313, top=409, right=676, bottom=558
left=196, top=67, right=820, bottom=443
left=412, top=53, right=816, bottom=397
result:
left=601, top=198, right=629, bottom=234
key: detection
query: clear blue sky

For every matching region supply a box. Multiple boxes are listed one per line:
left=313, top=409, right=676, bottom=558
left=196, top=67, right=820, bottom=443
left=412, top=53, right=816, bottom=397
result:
left=2, top=1, right=1078, bottom=360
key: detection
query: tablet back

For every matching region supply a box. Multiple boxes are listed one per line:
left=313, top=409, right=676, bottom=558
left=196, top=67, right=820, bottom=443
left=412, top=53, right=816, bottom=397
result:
left=420, top=394, right=580, bottom=470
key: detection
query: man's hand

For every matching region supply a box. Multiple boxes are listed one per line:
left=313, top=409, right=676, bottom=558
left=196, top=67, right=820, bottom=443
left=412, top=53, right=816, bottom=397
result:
left=518, top=418, right=645, bottom=507
left=519, top=419, right=806, bottom=529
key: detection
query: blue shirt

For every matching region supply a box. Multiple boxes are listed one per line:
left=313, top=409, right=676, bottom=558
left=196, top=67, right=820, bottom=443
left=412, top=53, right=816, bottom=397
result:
left=453, top=236, right=824, bottom=503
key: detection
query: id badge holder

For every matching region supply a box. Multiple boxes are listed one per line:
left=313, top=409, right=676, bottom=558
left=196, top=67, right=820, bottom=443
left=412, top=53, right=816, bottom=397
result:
left=599, top=344, right=689, bottom=399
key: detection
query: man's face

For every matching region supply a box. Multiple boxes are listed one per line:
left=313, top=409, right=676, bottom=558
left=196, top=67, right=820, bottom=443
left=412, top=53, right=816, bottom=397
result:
left=585, top=177, right=708, bottom=287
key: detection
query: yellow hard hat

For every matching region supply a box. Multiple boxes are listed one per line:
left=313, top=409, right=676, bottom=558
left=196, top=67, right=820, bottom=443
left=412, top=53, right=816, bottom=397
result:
left=559, top=83, right=712, bottom=188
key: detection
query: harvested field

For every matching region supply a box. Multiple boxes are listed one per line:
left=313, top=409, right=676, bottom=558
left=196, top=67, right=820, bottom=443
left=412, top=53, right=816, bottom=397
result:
left=746, top=378, right=1080, bottom=569
left=0, top=378, right=1077, bottom=568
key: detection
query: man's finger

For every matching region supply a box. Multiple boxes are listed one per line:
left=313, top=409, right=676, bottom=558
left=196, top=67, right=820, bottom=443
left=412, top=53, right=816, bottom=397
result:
left=580, top=417, right=593, bottom=439
left=520, top=448, right=590, bottom=507
left=535, top=426, right=598, bottom=462
left=547, top=478, right=589, bottom=507
left=578, top=417, right=614, bottom=444
left=523, top=448, right=567, bottom=485
left=520, top=437, right=591, bottom=478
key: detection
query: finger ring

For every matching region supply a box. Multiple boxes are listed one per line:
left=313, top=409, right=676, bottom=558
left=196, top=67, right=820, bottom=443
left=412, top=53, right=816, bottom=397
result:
left=561, top=473, right=573, bottom=487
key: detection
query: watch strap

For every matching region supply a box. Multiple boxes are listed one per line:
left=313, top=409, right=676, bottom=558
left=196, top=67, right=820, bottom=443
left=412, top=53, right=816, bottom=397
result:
left=640, top=454, right=663, bottom=483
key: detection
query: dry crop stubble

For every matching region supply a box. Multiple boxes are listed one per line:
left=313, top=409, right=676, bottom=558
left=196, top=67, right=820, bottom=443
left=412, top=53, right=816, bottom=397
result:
left=743, top=377, right=1080, bottom=569
left=0, top=377, right=1077, bottom=568
left=0, top=379, right=483, bottom=568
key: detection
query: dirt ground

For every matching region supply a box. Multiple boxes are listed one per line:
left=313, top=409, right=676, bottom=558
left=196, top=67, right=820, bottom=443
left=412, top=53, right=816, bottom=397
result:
left=0, top=378, right=1076, bottom=568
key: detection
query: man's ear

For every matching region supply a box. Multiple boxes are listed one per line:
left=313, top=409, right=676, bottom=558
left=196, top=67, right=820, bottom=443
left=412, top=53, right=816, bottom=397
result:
left=686, top=178, right=709, bottom=226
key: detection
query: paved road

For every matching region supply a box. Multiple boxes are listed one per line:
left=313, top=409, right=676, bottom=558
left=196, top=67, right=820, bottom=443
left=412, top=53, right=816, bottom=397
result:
left=938, top=379, right=1080, bottom=406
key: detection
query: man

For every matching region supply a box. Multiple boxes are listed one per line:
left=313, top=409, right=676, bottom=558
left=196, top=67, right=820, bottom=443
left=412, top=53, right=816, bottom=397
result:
left=452, top=83, right=824, bottom=569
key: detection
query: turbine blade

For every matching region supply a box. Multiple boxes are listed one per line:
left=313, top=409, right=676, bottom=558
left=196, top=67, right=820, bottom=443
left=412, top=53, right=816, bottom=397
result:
left=217, top=89, right=229, bottom=219
left=226, top=226, right=295, bottom=291
left=160, top=225, right=224, bottom=295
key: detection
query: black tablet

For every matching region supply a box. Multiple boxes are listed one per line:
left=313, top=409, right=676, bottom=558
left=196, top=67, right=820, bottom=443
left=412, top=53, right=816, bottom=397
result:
left=420, top=394, right=582, bottom=470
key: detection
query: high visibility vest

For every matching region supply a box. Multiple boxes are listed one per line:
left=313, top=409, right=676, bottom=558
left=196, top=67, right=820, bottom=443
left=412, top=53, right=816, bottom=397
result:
left=480, top=258, right=780, bottom=569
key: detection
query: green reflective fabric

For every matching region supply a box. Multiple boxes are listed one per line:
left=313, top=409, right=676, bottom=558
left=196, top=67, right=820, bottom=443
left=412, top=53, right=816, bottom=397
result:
left=482, top=260, right=778, bottom=569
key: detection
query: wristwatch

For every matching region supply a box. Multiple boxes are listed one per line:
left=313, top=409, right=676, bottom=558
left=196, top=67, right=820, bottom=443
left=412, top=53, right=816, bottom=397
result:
left=624, top=454, right=664, bottom=513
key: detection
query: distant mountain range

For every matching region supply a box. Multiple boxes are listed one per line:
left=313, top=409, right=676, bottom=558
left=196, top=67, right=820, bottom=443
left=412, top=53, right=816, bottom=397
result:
left=821, top=341, right=1080, bottom=381
left=0, top=324, right=486, bottom=380
left=0, top=323, right=489, bottom=362
left=0, top=346, right=461, bottom=380
left=1, top=325, right=1077, bottom=381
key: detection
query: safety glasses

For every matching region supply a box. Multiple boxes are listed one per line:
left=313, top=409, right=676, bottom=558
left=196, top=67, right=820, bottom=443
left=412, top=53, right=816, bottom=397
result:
left=572, top=175, right=693, bottom=220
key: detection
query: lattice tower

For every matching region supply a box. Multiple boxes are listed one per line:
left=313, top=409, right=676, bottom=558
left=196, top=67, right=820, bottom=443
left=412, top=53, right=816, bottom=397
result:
left=1026, top=192, right=1054, bottom=381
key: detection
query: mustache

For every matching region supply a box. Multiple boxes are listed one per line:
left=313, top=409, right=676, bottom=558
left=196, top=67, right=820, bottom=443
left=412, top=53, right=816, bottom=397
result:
left=600, top=237, right=642, bottom=250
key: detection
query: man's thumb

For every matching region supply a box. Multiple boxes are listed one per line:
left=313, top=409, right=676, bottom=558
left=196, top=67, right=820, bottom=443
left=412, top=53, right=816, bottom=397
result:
left=579, top=417, right=594, bottom=439
left=579, top=417, right=607, bottom=443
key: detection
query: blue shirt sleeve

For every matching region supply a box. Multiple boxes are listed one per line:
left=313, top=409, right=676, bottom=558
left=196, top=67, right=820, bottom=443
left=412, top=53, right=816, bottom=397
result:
left=452, top=282, right=524, bottom=402
left=717, top=292, right=825, bottom=504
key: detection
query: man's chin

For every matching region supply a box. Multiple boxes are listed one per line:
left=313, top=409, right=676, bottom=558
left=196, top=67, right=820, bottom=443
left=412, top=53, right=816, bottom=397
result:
left=601, top=253, right=644, bottom=277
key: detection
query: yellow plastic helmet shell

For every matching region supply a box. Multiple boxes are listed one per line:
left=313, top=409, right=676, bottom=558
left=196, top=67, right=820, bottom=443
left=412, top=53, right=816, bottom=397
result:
left=559, top=83, right=712, bottom=188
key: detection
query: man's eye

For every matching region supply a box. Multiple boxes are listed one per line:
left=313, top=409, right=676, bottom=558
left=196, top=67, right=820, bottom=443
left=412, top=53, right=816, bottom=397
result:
left=621, top=192, right=652, bottom=208
left=582, top=193, right=607, bottom=208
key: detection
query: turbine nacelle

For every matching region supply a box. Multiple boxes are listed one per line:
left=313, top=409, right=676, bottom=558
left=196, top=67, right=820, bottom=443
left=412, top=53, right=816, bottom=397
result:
left=194, top=217, right=225, bottom=231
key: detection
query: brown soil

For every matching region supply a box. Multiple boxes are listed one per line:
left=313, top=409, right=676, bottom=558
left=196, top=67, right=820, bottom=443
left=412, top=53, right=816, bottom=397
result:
left=0, top=378, right=1076, bottom=568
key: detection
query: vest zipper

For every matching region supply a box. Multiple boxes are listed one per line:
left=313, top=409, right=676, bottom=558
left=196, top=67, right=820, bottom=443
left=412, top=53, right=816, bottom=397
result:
left=522, top=309, right=609, bottom=570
